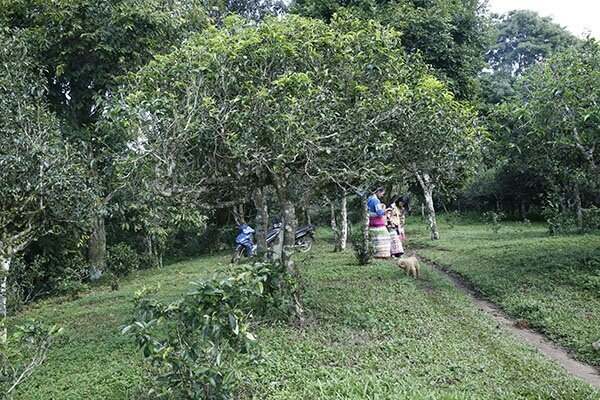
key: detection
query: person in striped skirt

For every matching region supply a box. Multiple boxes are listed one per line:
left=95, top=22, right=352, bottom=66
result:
left=367, top=188, right=391, bottom=259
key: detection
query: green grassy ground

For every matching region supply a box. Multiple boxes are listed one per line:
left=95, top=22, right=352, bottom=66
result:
left=412, top=216, right=600, bottom=368
left=9, top=228, right=600, bottom=399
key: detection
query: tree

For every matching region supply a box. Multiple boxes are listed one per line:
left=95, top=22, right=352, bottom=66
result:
left=224, top=0, right=287, bottom=21
left=0, top=0, right=210, bottom=279
left=465, top=11, right=579, bottom=218
left=486, top=10, right=578, bottom=76
left=384, top=76, right=481, bottom=239
left=109, top=15, right=437, bottom=316
left=478, top=10, right=578, bottom=108
left=293, top=0, right=490, bottom=99
left=0, top=30, right=92, bottom=342
left=506, top=39, right=600, bottom=227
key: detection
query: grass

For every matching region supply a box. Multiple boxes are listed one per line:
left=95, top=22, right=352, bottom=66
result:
left=412, top=215, right=600, bottom=368
left=9, top=227, right=600, bottom=399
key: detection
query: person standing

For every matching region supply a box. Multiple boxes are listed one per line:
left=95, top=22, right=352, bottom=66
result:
left=387, top=195, right=404, bottom=257
left=367, top=188, right=391, bottom=259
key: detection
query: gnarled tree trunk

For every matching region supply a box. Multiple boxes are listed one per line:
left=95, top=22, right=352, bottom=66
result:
left=88, top=215, right=106, bottom=281
left=281, top=196, right=303, bottom=321
left=415, top=171, right=440, bottom=240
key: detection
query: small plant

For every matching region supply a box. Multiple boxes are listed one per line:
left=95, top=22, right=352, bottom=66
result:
left=55, top=278, right=89, bottom=300
left=1, top=321, right=63, bottom=396
left=107, top=243, right=140, bottom=277
left=582, top=206, right=600, bottom=232
left=123, top=262, right=291, bottom=399
left=351, top=230, right=373, bottom=265
left=482, top=211, right=505, bottom=234
left=444, top=210, right=462, bottom=230
left=543, top=202, right=577, bottom=235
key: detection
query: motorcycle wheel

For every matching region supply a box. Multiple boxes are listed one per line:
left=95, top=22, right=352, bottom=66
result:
left=231, top=247, right=246, bottom=264
left=297, top=236, right=313, bottom=253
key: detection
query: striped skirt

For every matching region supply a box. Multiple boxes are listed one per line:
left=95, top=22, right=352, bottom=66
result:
left=369, top=226, right=391, bottom=259
left=389, top=228, right=404, bottom=256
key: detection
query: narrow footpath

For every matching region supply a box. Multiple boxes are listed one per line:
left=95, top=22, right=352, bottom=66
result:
left=417, top=254, right=600, bottom=390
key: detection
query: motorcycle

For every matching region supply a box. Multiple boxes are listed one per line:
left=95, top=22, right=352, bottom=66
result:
left=232, top=223, right=316, bottom=263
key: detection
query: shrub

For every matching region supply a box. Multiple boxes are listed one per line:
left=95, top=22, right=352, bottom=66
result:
left=55, top=278, right=89, bottom=300
left=582, top=206, right=600, bottom=232
left=138, top=254, right=159, bottom=270
left=8, top=252, right=88, bottom=309
left=351, top=230, right=373, bottom=266
left=107, top=243, right=140, bottom=277
left=1, top=321, right=63, bottom=396
left=544, top=203, right=600, bottom=235
left=124, top=262, right=291, bottom=399
left=482, top=211, right=505, bottom=234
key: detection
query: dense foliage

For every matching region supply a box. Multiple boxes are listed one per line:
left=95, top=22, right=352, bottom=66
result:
left=124, top=262, right=290, bottom=399
left=0, top=30, right=93, bottom=343
left=293, top=0, right=489, bottom=99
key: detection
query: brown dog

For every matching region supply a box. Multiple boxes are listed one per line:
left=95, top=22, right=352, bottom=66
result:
left=397, top=256, right=420, bottom=279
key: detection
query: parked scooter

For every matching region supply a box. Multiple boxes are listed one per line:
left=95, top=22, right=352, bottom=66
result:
left=232, top=222, right=315, bottom=263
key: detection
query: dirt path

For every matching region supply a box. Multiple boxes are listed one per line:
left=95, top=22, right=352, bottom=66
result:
left=417, top=255, right=600, bottom=390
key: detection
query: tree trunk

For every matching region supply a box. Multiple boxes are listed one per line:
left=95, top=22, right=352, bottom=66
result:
left=88, top=215, right=106, bottom=281
left=273, top=177, right=303, bottom=322
left=233, top=204, right=246, bottom=225
left=339, top=192, right=348, bottom=251
left=145, top=235, right=153, bottom=259
left=0, top=256, right=11, bottom=344
left=144, top=234, right=158, bottom=269
left=415, top=171, right=440, bottom=240
left=574, top=184, right=584, bottom=230
left=281, top=196, right=303, bottom=322
left=330, top=199, right=340, bottom=252
left=252, top=187, right=269, bottom=254
left=157, top=250, right=164, bottom=269
left=520, top=199, right=527, bottom=220
left=361, top=193, right=370, bottom=255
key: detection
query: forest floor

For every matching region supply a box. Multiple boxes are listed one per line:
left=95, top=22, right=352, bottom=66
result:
left=9, top=220, right=600, bottom=399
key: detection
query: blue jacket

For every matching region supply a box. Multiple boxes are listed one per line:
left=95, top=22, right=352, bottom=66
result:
left=236, top=224, right=255, bottom=244
left=367, top=195, right=385, bottom=217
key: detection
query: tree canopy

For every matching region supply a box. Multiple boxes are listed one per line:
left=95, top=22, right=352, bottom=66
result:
left=293, top=0, right=490, bottom=99
left=486, top=10, right=578, bottom=76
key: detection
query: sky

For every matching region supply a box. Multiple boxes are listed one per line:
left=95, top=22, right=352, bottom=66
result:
left=487, top=0, right=600, bottom=38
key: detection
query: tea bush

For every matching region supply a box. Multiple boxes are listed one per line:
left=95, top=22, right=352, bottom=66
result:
left=351, top=230, right=373, bottom=265
left=107, top=243, right=140, bottom=277
left=123, top=262, right=291, bottom=399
